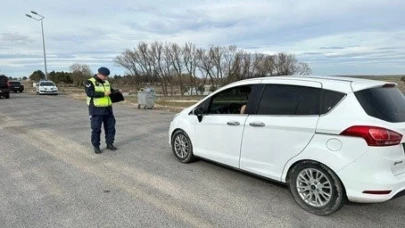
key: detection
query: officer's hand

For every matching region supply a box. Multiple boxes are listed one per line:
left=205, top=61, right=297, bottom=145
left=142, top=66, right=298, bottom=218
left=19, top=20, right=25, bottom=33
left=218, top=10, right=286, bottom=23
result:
left=105, top=91, right=111, bottom=96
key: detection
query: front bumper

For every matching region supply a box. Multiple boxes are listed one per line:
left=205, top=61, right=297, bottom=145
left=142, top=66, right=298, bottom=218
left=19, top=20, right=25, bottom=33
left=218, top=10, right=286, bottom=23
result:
left=169, top=121, right=175, bottom=145
left=38, top=90, right=58, bottom=94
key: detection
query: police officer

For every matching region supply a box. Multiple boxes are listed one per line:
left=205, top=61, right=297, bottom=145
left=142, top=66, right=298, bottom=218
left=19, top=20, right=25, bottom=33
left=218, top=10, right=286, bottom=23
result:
left=85, top=67, right=119, bottom=154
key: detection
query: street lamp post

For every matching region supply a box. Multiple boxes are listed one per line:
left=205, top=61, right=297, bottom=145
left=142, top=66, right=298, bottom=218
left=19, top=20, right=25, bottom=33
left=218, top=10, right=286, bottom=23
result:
left=25, top=11, right=48, bottom=80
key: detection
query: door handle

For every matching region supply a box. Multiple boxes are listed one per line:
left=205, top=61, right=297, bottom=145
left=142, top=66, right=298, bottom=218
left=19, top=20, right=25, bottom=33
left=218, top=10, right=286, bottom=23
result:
left=249, top=122, right=265, bottom=127
left=227, top=121, right=240, bottom=126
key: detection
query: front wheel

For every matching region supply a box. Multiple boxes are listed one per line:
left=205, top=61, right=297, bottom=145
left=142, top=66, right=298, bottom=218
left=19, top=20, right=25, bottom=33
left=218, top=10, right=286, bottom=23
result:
left=171, top=130, right=195, bottom=163
left=288, top=161, right=346, bottom=216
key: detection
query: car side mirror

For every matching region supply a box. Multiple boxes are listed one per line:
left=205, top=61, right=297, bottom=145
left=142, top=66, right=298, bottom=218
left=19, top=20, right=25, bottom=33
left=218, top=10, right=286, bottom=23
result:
left=194, top=107, right=204, bottom=122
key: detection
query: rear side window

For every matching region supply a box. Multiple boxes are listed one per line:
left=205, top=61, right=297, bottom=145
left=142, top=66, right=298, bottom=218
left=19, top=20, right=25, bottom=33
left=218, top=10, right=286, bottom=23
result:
left=257, top=84, right=320, bottom=115
left=355, top=86, right=405, bottom=123
left=320, top=90, right=346, bottom=114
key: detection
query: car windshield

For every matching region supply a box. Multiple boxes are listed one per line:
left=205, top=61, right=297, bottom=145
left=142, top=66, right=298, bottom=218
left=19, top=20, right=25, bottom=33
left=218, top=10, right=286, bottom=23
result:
left=41, top=82, right=55, bottom=86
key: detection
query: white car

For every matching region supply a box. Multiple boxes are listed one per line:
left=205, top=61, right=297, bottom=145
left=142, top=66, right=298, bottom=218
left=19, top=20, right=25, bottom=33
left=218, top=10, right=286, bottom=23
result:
left=36, top=80, right=58, bottom=95
left=169, top=75, right=405, bottom=215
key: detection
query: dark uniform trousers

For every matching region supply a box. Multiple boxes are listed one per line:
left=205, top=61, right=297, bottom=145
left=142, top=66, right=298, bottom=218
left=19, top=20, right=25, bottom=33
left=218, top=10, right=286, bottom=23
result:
left=90, top=114, right=116, bottom=147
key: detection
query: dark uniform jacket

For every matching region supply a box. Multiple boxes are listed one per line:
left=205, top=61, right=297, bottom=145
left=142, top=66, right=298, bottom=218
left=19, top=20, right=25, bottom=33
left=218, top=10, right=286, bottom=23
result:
left=84, top=76, right=116, bottom=116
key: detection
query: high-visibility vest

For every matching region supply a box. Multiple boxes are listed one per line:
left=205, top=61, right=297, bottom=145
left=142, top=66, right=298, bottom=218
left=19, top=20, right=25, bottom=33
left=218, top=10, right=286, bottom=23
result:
left=86, top=78, right=112, bottom=107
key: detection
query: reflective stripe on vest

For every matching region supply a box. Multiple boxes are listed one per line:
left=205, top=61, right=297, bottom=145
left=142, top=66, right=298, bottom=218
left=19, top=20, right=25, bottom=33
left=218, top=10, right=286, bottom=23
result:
left=86, top=78, right=112, bottom=107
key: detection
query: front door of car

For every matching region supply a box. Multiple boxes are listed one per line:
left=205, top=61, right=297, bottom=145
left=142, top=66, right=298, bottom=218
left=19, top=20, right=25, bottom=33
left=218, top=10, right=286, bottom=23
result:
left=239, top=81, right=322, bottom=180
left=193, top=83, right=259, bottom=168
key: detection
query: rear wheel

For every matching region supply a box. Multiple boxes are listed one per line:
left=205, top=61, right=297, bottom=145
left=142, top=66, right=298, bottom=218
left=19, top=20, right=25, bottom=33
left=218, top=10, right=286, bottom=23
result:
left=171, top=130, right=195, bottom=163
left=288, top=161, right=346, bottom=216
left=5, top=95, right=9, bottom=99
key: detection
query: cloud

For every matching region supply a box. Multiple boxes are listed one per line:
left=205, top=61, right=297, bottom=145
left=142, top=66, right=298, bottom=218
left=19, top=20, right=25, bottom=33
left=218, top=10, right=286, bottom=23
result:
left=0, top=32, right=33, bottom=45
left=320, top=47, right=347, bottom=50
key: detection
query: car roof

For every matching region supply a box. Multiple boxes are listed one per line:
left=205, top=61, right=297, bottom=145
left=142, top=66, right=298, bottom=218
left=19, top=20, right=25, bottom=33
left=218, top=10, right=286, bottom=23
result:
left=238, top=75, right=393, bottom=93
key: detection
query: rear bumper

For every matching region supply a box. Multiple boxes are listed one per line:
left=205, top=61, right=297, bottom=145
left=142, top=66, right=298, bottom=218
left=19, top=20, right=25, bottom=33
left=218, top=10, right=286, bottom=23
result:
left=0, top=88, right=10, bottom=95
left=10, top=87, right=23, bottom=91
left=338, top=145, right=405, bottom=203
left=340, top=173, right=405, bottom=203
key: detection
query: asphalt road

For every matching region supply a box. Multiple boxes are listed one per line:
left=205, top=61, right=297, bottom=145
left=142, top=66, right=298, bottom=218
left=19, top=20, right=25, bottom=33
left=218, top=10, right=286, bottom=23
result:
left=0, top=93, right=404, bottom=228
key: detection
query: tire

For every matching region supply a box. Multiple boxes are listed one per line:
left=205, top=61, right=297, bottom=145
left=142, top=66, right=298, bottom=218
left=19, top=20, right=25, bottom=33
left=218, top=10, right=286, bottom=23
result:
left=288, top=161, right=346, bottom=216
left=5, top=95, right=9, bottom=99
left=171, top=130, right=195, bottom=163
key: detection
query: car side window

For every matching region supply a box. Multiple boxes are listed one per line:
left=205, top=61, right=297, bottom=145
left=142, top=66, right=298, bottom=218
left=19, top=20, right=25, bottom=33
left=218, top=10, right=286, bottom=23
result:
left=256, top=84, right=320, bottom=115
left=320, top=90, right=346, bottom=114
left=207, top=85, right=253, bottom=114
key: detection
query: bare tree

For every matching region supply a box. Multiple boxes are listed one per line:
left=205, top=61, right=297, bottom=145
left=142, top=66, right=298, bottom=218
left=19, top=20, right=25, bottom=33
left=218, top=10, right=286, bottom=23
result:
left=209, top=46, right=226, bottom=86
left=274, top=53, right=299, bottom=75
left=166, top=43, right=184, bottom=95
left=223, top=45, right=238, bottom=83
left=296, top=62, right=312, bottom=75
left=149, top=41, right=170, bottom=96
left=114, top=49, right=142, bottom=85
left=69, top=63, right=92, bottom=86
left=183, top=42, right=200, bottom=95
left=240, top=52, right=251, bottom=80
left=197, top=48, right=216, bottom=88
left=237, top=52, right=263, bottom=80
left=258, top=55, right=276, bottom=76
left=136, top=42, right=155, bottom=83
left=114, top=41, right=312, bottom=96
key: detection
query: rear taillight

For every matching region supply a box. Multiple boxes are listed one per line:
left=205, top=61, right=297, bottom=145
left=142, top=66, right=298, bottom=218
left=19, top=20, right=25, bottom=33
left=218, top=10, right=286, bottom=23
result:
left=340, top=126, right=402, bottom=146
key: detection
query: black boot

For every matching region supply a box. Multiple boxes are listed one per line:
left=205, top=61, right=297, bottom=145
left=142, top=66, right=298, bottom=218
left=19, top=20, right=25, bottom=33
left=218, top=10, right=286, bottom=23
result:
left=94, top=146, right=102, bottom=154
left=106, top=144, right=117, bottom=151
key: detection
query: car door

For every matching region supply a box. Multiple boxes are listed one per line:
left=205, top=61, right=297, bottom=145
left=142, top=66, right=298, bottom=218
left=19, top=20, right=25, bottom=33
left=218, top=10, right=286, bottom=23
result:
left=193, top=82, right=260, bottom=168
left=239, top=80, right=322, bottom=180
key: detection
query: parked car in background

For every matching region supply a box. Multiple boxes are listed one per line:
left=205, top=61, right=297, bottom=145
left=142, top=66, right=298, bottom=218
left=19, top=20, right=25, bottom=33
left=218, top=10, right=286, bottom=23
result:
left=0, top=75, right=10, bottom=99
left=169, top=75, right=405, bottom=216
left=36, top=80, right=58, bottom=95
left=9, top=81, right=24, bottom=93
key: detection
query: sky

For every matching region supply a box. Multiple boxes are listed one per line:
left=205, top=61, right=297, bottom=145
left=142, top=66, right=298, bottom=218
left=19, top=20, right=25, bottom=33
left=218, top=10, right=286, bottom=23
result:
left=0, top=0, right=404, bottom=77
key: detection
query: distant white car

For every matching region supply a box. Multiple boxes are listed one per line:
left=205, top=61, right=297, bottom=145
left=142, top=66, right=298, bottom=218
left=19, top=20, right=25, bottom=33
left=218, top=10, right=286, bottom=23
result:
left=169, top=75, right=405, bottom=215
left=36, top=80, right=58, bottom=95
